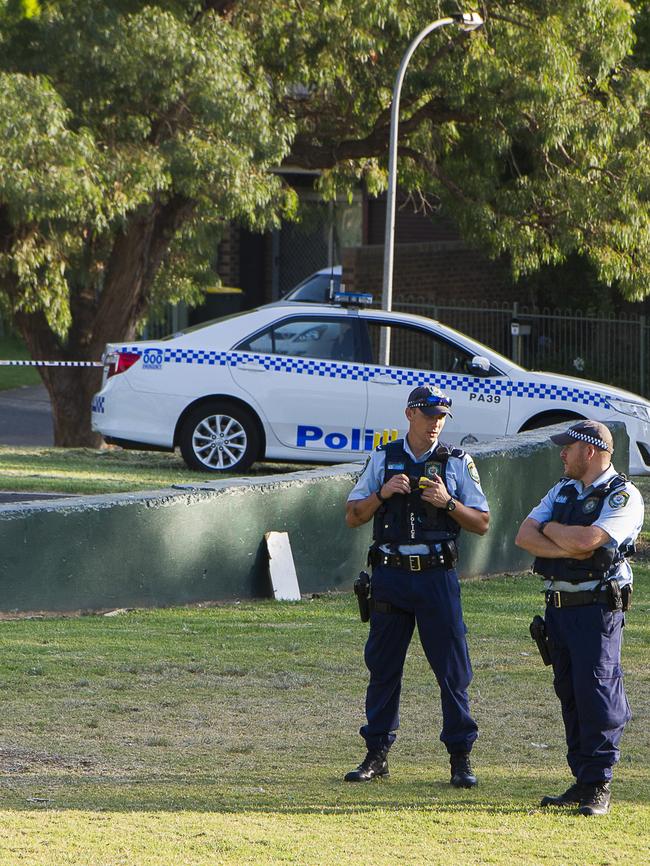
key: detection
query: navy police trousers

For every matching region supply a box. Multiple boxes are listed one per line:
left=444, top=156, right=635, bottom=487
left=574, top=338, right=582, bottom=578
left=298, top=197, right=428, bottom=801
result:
left=360, top=563, right=478, bottom=754
left=545, top=603, right=631, bottom=783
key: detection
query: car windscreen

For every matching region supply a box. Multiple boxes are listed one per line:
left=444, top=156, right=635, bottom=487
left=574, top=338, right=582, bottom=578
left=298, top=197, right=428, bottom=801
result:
left=283, top=273, right=341, bottom=302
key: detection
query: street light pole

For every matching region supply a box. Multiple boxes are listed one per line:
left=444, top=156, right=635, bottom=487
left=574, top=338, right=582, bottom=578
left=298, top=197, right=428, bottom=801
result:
left=379, top=11, right=484, bottom=366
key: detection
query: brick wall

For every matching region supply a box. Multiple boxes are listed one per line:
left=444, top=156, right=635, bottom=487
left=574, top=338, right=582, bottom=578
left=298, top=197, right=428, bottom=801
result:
left=342, top=241, right=515, bottom=303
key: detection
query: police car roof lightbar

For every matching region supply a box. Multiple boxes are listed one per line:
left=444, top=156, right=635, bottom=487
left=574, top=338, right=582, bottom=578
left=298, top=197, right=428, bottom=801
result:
left=333, top=291, right=374, bottom=307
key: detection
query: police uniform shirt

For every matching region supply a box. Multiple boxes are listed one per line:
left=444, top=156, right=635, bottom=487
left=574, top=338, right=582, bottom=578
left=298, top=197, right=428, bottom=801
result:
left=348, top=438, right=489, bottom=554
left=527, top=465, right=644, bottom=591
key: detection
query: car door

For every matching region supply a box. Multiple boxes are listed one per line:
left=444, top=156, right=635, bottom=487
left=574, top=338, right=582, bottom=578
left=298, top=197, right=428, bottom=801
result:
left=229, top=314, right=368, bottom=456
left=360, top=317, right=511, bottom=448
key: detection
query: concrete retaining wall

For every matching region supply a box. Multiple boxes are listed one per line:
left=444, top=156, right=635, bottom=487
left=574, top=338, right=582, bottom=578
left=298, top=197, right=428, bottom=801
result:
left=0, top=423, right=628, bottom=611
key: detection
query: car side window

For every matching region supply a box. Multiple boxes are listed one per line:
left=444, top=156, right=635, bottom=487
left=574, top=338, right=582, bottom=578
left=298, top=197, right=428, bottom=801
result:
left=237, top=318, right=359, bottom=362
left=363, top=321, right=491, bottom=374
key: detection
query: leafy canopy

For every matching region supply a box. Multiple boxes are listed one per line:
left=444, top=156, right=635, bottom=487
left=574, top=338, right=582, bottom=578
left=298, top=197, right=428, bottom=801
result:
left=0, top=0, right=649, bottom=347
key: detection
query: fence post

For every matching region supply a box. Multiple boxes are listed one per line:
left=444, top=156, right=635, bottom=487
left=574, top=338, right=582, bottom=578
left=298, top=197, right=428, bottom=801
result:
left=511, top=301, right=519, bottom=364
left=640, top=315, right=646, bottom=397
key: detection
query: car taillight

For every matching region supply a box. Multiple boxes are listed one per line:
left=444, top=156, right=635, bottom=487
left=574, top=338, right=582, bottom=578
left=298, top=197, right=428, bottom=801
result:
left=104, top=351, right=141, bottom=379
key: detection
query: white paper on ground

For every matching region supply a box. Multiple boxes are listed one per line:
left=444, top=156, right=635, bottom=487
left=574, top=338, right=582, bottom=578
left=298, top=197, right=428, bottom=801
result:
left=264, top=531, right=301, bottom=601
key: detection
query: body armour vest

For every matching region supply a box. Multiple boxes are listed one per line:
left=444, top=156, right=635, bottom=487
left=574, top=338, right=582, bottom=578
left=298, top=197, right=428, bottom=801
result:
left=533, top=473, right=631, bottom=583
left=372, top=439, right=464, bottom=546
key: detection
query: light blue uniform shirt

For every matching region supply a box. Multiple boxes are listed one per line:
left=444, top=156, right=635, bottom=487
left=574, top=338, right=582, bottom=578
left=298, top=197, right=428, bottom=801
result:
left=348, top=437, right=489, bottom=554
left=527, top=465, right=644, bottom=590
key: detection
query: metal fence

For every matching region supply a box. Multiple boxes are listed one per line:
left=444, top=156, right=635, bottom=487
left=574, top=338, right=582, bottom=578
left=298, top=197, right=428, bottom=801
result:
left=393, top=297, right=650, bottom=400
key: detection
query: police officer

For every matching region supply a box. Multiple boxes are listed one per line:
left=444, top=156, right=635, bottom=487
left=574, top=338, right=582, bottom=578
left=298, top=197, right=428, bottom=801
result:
left=515, top=420, right=643, bottom=816
left=344, top=385, right=490, bottom=787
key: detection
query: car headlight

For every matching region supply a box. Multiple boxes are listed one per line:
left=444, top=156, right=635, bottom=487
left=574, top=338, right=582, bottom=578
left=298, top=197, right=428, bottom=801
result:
left=607, top=398, right=650, bottom=422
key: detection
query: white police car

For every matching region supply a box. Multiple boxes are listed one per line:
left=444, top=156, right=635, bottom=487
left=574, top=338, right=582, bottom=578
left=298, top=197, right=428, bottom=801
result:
left=91, top=293, right=650, bottom=474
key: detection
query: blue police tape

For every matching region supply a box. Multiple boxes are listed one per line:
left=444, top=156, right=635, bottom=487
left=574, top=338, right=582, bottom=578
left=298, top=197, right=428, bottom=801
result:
left=0, top=359, right=103, bottom=367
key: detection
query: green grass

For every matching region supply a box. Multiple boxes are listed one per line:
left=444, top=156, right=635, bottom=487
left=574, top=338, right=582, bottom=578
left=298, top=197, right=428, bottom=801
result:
left=0, top=569, right=648, bottom=865
left=0, top=334, right=41, bottom=390
left=0, top=446, right=310, bottom=494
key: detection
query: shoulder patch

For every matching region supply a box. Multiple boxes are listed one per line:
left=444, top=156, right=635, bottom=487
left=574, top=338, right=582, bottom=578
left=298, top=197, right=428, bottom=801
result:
left=467, top=460, right=481, bottom=484
left=608, top=491, right=630, bottom=509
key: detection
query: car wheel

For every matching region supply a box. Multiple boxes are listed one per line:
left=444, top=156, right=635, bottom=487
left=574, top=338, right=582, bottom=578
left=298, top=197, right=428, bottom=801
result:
left=179, top=402, right=260, bottom=472
left=519, top=411, right=584, bottom=432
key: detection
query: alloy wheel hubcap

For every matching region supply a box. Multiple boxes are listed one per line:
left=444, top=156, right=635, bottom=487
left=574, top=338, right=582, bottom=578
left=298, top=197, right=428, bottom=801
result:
left=192, top=414, right=247, bottom=469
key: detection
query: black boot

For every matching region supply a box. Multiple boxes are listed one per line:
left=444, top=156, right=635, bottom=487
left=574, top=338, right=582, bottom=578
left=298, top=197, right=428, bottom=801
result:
left=450, top=752, right=477, bottom=788
left=540, top=782, right=587, bottom=807
left=344, top=750, right=389, bottom=782
left=578, top=782, right=611, bottom=816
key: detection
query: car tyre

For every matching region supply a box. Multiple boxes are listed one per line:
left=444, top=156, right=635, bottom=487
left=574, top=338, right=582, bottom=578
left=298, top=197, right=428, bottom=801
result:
left=179, top=402, right=260, bottom=472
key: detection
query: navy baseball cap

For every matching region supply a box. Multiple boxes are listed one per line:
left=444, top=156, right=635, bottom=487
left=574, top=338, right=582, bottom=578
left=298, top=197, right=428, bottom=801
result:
left=549, top=420, right=613, bottom=453
left=407, top=385, right=453, bottom=417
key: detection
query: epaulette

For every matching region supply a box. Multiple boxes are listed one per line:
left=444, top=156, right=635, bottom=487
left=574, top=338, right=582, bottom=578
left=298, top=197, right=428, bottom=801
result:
left=599, top=473, right=628, bottom=494
left=435, top=442, right=465, bottom=460
left=378, top=438, right=404, bottom=453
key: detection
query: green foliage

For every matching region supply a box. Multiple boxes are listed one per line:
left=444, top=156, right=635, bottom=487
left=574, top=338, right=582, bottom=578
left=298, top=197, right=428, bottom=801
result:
left=0, top=0, right=649, bottom=348
left=0, top=1, right=292, bottom=337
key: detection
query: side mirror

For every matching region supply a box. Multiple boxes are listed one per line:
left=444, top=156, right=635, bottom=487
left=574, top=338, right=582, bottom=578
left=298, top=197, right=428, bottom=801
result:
left=468, top=355, right=491, bottom=375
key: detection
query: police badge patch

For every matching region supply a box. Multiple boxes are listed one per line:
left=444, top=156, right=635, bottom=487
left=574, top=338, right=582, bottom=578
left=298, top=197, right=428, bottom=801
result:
left=424, top=461, right=442, bottom=479
left=608, top=491, right=630, bottom=509
left=582, top=497, right=599, bottom=514
left=467, top=460, right=481, bottom=483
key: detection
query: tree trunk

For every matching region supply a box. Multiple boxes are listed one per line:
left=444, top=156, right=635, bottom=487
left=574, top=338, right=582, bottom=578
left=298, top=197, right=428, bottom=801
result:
left=12, top=196, right=192, bottom=447
left=44, top=367, right=104, bottom=448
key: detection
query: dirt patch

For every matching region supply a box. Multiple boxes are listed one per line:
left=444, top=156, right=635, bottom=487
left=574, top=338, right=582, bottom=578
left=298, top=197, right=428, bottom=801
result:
left=0, top=746, right=96, bottom=774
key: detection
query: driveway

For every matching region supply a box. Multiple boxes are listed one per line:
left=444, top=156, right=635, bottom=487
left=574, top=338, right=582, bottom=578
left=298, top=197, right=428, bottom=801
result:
left=0, top=384, right=54, bottom=446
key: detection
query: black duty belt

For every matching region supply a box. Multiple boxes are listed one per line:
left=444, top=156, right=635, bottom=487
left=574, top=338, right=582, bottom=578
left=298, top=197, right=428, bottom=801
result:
left=545, top=589, right=609, bottom=608
left=370, top=544, right=451, bottom=572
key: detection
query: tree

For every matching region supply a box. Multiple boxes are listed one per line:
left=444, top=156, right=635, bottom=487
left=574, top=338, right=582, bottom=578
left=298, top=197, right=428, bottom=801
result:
left=0, top=1, right=648, bottom=445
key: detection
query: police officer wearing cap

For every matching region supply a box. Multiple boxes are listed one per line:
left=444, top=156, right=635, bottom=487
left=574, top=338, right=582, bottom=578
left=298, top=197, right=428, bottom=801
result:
left=515, top=420, right=643, bottom=816
left=344, top=385, right=490, bottom=787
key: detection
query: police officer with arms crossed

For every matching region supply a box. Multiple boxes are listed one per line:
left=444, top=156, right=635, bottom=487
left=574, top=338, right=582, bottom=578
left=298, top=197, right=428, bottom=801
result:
left=344, top=385, right=490, bottom=787
left=515, top=420, right=643, bottom=816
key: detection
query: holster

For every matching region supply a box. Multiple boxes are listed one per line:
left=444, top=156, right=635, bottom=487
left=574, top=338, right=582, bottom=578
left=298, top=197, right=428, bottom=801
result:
left=354, top=571, right=371, bottom=622
left=621, top=584, right=633, bottom=611
left=606, top=578, right=624, bottom=611
left=606, top=578, right=632, bottom=611
left=529, top=615, right=552, bottom=666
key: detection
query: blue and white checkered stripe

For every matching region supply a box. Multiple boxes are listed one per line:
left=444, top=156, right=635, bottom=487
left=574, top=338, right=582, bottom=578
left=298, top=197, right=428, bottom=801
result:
left=91, top=395, right=105, bottom=414
left=118, top=346, right=610, bottom=409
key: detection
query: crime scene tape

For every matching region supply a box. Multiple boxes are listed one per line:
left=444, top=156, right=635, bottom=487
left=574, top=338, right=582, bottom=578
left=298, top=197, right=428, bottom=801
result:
left=0, top=360, right=103, bottom=367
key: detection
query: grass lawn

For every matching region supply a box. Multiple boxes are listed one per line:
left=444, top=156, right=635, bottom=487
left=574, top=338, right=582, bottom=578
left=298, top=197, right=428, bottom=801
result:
left=0, top=446, right=310, bottom=494
left=0, top=568, right=648, bottom=865
left=0, top=334, right=41, bottom=390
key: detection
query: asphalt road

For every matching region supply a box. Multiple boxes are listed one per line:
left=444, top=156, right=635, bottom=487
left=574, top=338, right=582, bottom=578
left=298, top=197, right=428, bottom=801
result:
left=0, top=384, right=54, bottom=447
left=0, top=385, right=65, bottom=503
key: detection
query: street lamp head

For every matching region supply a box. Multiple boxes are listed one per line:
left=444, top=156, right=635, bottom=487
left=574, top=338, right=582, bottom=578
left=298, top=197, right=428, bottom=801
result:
left=452, top=12, right=484, bottom=32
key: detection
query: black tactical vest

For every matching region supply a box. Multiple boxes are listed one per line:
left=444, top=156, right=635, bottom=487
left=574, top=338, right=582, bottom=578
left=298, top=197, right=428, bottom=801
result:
left=372, top=439, right=464, bottom=546
left=533, top=473, right=631, bottom=583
